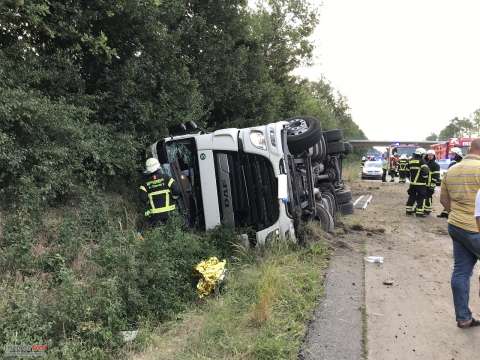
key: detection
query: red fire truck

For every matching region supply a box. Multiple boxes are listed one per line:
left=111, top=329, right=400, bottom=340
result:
left=430, top=138, right=475, bottom=160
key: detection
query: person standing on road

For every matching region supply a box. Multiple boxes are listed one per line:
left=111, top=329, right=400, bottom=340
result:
left=440, top=139, right=480, bottom=329
left=389, top=154, right=399, bottom=182
left=448, top=147, right=464, bottom=168
left=405, top=148, right=429, bottom=216
left=398, top=154, right=409, bottom=183
left=424, top=150, right=440, bottom=215
left=381, top=154, right=388, bottom=182
left=438, top=147, right=464, bottom=218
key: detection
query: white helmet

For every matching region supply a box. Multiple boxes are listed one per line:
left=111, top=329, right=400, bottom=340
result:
left=450, top=147, right=463, bottom=157
left=145, top=157, right=161, bottom=174
left=415, top=147, right=426, bottom=155
left=400, top=154, right=407, bottom=159
left=426, top=149, right=436, bottom=156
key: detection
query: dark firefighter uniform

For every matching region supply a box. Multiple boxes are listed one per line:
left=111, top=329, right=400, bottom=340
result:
left=449, top=154, right=463, bottom=168
left=398, top=157, right=409, bottom=183
left=424, top=158, right=440, bottom=214
left=140, top=171, right=179, bottom=226
left=406, top=156, right=430, bottom=216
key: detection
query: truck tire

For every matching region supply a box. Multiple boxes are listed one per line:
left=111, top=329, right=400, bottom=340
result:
left=323, top=129, right=343, bottom=143
left=322, top=192, right=337, bottom=220
left=310, top=136, right=327, bottom=162
left=285, top=116, right=323, bottom=154
left=339, top=202, right=354, bottom=215
left=327, top=141, right=345, bottom=155
left=316, top=203, right=335, bottom=233
left=335, top=189, right=352, bottom=204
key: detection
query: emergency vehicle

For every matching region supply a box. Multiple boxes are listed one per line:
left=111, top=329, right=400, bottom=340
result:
left=430, top=138, right=474, bottom=160
left=384, top=143, right=417, bottom=172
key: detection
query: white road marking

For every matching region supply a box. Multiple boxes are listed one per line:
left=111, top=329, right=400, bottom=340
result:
left=362, top=195, right=373, bottom=210
left=353, top=195, right=365, bottom=207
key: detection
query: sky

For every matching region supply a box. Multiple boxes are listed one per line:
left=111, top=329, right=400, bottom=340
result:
left=295, top=0, right=480, bottom=141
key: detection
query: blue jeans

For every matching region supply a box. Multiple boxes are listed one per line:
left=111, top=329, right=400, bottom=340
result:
left=448, top=224, right=480, bottom=321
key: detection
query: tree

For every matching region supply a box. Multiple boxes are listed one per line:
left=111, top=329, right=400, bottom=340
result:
left=426, top=133, right=438, bottom=141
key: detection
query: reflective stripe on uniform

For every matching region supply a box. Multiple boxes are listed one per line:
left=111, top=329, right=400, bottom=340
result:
left=145, top=189, right=176, bottom=216
left=140, top=185, right=147, bottom=192
left=411, top=164, right=429, bottom=185
left=168, top=178, right=175, bottom=187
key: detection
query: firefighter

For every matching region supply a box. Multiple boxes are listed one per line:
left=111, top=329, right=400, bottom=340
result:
left=389, top=154, right=399, bottom=182
left=437, top=147, right=464, bottom=218
left=406, top=148, right=430, bottom=217
left=140, top=158, right=180, bottom=227
left=398, top=154, right=409, bottom=183
left=448, top=147, right=463, bottom=168
left=381, top=154, right=388, bottom=182
left=424, top=149, right=440, bottom=215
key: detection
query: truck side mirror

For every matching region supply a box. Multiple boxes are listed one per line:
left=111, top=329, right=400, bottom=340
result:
left=278, top=174, right=288, bottom=202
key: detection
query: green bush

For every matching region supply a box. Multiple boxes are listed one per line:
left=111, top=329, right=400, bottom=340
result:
left=0, top=195, right=236, bottom=359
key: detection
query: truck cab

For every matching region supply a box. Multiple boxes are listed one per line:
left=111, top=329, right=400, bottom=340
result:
left=147, top=117, right=353, bottom=245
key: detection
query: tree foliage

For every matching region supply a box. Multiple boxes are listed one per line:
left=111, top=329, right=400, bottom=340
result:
left=0, top=0, right=364, bottom=208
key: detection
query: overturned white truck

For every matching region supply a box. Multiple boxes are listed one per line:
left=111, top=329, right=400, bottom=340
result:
left=147, top=116, right=354, bottom=245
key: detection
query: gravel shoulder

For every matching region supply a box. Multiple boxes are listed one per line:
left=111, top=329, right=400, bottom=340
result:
left=300, top=243, right=364, bottom=360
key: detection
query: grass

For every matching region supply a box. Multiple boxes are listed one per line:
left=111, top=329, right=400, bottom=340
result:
left=129, top=224, right=330, bottom=360
left=342, top=159, right=361, bottom=183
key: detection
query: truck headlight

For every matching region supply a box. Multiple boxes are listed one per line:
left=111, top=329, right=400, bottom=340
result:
left=250, top=130, right=267, bottom=150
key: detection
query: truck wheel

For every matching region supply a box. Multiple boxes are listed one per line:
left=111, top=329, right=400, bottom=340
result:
left=322, top=192, right=337, bottom=220
left=335, top=189, right=352, bottom=204
left=327, top=141, right=345, bottom=155
left=285, top=116, right=323, bottom=154
left=323, top=129, right=344, bottom=143
left=310, top=136, right=327, bottom=161
left=316, top=203, right=335, bottom=233
left=339, top=202, right=354, bottom=215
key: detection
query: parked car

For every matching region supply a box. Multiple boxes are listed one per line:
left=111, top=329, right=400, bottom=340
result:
left=146, top=117, right=354, bottom=246
left=361, top=160, right=383, bottom=180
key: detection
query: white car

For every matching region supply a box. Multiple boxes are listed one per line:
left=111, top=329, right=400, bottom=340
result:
left=361, top=160, right=383, bottom=180
left=437, top=159, right=451, bottom=183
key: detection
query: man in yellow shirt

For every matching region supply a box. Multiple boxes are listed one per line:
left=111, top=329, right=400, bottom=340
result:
left=440, top=139, right=480, bottom=329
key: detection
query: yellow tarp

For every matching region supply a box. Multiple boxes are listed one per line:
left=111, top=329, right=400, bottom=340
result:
left=195, top=257, right=226, bottom=298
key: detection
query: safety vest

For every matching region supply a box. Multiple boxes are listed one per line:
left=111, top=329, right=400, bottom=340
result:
left=398, top=159, right=409, bottom=171
left=140, top=176, right=176, bottom=217
left=408, top=158, right=429, bottom=185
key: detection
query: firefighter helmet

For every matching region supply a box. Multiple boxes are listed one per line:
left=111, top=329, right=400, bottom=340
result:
left=400, top=154, right=407, bottom=159
left=415, top=147, right=426, bottom=155
left=450, top=147, right=463, bottom=157
left=145, top=157, right=161, bottom=174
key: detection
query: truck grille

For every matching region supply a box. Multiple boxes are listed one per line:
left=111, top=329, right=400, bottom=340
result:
left=214, top=151, right=279, bottom=231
